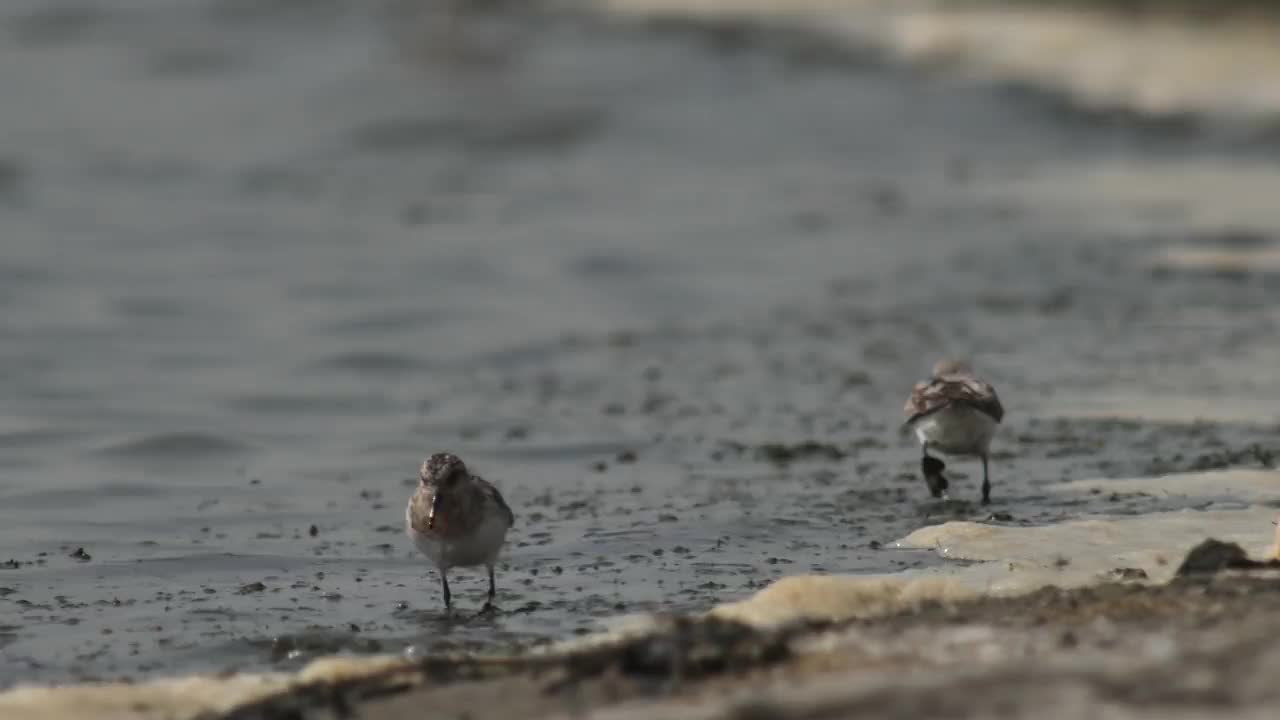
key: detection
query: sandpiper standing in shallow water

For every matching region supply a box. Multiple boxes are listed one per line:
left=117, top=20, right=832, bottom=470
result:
left=406, top=452, right=514, bottom=610
left=903, top=359, right=1004, bottom=505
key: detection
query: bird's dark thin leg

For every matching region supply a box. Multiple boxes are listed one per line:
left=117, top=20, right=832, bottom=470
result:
left=981, top=455, right=991, bottom=506
left=473, top=565, right=498, bottom=618
left=440, top=571, right=451, bottom=610
left=921, top=443, right=949, bottom=499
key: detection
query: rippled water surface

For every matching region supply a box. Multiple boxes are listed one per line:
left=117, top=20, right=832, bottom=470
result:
left=3, top=0, right=1280, bottom=686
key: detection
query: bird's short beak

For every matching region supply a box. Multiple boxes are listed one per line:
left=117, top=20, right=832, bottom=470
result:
left=427, top=494, right=441, bottom=530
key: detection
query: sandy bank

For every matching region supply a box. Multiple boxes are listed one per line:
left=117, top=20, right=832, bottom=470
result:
left=583, top=0, right=1280, bottom=125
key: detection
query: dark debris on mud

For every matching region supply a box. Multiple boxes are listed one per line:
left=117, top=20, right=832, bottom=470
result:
left=1175, top=538, right=1280, bottom=576
left=1145, top=443, right=1276, bottom=475
left=749, top=441, right=847, bottom=465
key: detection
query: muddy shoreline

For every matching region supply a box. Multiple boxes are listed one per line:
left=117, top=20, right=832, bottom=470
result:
left=214, top=558, right=1280, bottom=719
left=8, top=539, right=1280, bottom=719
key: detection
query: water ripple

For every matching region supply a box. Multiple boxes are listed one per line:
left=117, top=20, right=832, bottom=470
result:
left=92, top=432, right=255, bottom=461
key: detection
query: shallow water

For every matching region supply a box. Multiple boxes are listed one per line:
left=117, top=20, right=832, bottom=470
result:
left=3, top=0, right=1280, bottom=687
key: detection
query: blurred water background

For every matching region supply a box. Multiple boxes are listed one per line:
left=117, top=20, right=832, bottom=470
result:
left=4, top=0, right=1280, bottom=686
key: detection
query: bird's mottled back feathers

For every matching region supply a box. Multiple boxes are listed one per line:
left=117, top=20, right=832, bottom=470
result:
left=474, top=475, right=515, bottom=527
left=905, top=371, right=1004, bottom=424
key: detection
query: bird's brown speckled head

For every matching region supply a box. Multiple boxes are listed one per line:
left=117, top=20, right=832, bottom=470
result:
left=931, top=358, right=973, bottom=379
left=420, top=452, right=467, bottom=487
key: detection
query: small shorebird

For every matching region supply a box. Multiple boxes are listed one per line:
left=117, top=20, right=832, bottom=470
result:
left=405, top=452, right=514, bottom=610
left=903, top=359, right=1004, bottom=505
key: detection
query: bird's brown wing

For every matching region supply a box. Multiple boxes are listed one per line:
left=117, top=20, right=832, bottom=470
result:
left=474, top=476, right=515, bottom=527
left=904, top=376, right=1004, bottom=424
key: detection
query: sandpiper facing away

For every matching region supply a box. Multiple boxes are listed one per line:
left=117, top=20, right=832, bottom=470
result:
left=406, top=452, right=514, bottom=610
left=903, top=359, right=1005, bottom=505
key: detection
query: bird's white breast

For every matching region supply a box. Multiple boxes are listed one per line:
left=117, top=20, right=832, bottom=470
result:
left=406, top=501, right=510, bottom=570
left=913, top=405, right=998, bottom=456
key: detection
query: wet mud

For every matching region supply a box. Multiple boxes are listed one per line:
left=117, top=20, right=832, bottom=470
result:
left=4, top=0, right=1280, bottom=693
left=214, top=557, right=1280, bottom=719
